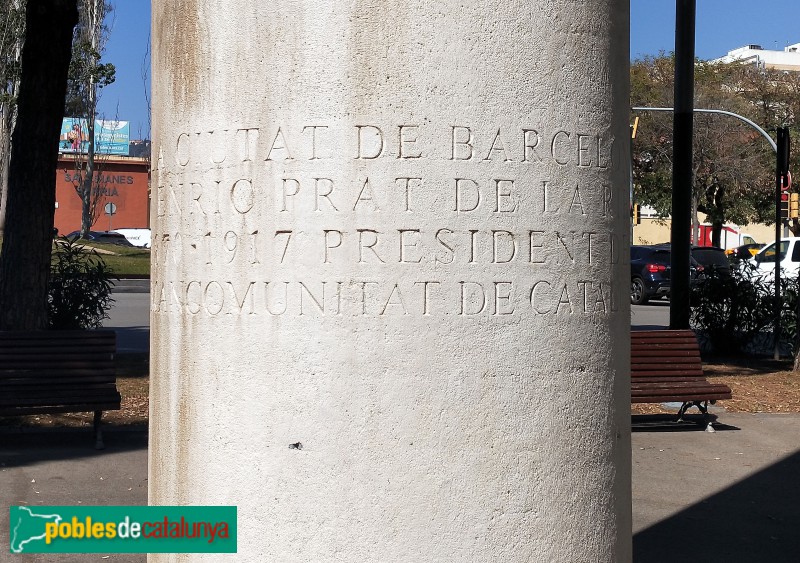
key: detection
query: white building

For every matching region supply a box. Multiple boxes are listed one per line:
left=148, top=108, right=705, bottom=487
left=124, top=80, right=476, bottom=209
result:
left=712, top=43, right=800, bottom=70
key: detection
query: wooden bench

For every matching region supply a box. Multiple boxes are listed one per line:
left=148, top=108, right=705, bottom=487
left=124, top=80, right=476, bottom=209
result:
left=0, top=330, right=121, bottom=448
left=631, top=329, right=731, bottom=422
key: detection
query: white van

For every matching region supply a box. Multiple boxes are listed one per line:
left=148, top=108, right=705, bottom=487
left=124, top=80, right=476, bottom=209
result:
left=112, top=228, right=151, bottom=248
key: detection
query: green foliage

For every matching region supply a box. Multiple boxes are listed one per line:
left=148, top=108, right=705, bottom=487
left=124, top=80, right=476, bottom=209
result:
left=0, top=0, right=26, bottom=113
left=690, top=263, right=798, bottom=356
left=64, top=1, right=115, bottom=118
left=47, top=236, right=115, bottom=329
left=631, top=55, right=782, bottom=235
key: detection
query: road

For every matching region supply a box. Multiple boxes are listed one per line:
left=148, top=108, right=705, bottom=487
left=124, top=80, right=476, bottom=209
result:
left=105, top=291, right=149, bottom=353
left=630, top=299, right=670, bottom=329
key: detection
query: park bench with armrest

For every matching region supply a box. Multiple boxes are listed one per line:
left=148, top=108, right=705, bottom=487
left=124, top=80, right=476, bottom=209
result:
left=0, top=330, right=120, bottom=448
left=631, top=329, right=731, bottom=422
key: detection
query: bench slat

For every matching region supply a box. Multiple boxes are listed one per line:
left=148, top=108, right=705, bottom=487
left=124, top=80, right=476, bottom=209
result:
left=0, top=403, right=121, bottom=416
left=631, top=330, right=695, bottom=338
left=0, top=365, right=115, bottom=375
left=0, top=393, right=122, bottom=410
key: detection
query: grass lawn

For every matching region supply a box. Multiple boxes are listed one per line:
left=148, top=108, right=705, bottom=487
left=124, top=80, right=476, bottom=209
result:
left=76, top=241, right=151, bottom=277
left=0, top=236, right=151, bottom=277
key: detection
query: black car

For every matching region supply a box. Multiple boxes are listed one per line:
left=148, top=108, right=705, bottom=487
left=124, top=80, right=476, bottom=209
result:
left=65, top=230, right=135, bottom=247
left=630, top=245, right=672, bottom=305
left=725, top=243, right=764, bottom=263
left=691, top=245, right=730, bottom=276
left=630, top=245, right=703, bottom=305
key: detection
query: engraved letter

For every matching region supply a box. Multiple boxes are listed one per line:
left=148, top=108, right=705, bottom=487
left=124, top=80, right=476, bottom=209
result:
left=358, top=229, right=385, bottom=263
left=353, top=178, right=380, bottom=211
left=451, top=126, right=474, bottom=160
left=265, top=127, right=293, bottom=161
left=530, top=280, right=552, bottom=314
left=176, top=133, right=190, bottom=166
left=355, top=125, right=384, bottom=159
left=398, top=229, right=422, bottom=263
left=230, top=179, right=255, bottom=214
left=380, top=284, right=408, bottom=315
left=459, top=282, right=486, bottom=315
left=494, top=180, right=518, bottom=213
left=236, top=127, right=260, bottom=162
left=435, top=228, right=455, bottom=264
left=264, top=282, right=289, bottom=316
left=577, top=134, right=593, bottom=167
left=529, top=231, right=546, bottom=264
left=303, top=125, right=329, bottom=160
left=314, top=178, right=339, bottom=212
left=204, top=281, right=225, bottom=316
left=398, top=125, right=422, bottom=159
left=396, top=177, right=422, bottom=212
left=185, top=281, right=202, bottom=315
left=281, top=178, right=301, bottom=212
left=484, top=129, right=512, bottom=162
left=414, top=281, right=440, bottom=316
left=569, top=185, right=586, bottom=216
left=494, top=282, right=515, bottom=315
left=299, top=282, right=326, bottom=315
left=551, top=130, right=571, bottom=165
left=492, top=230, right=517, bottom=264
left=228, top=282, right=256, bottom=315
left=323, top=230, right=343, bottom=263
left=454, top=178, right=481, bottom=213
left=522, top=129, right=543, bottom=162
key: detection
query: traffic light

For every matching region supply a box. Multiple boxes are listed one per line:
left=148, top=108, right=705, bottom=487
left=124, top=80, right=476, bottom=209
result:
left=781, top=182, right=791, bottom=219
left=790, top=192, right=799, bottom=219
left=778, top=127, right=791, bottom=220
left=632, top=203, right=641, bottom=225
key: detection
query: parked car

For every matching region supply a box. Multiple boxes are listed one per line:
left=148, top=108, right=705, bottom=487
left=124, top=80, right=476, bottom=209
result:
left=725, top=243, right=764, bottom=262
left=691, top=245, right=730, bottom=276
left=746, top=238, right=800, bottom=280
left=111, top=228, right=151, bottom=248
left=65, top=230, right=135, bottom=247
left=630, top=245, right=702, bottom=305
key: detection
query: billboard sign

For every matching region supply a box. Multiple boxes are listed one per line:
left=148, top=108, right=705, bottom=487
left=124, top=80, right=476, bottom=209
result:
left=60, top=118, right=130, bottom=156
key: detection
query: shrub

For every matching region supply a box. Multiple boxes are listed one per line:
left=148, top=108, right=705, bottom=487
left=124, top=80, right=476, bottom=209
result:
left=690, top=261, right=798, bottom=356
left=47, top=237, right=115, bottom=329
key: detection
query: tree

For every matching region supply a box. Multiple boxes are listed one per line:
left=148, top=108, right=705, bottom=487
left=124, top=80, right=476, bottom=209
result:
left=731, top=65, right=800, bottom=235
left=65, top=0, right=114, bottom=236
left=0, top=0, right=79, bottom=330
left=0, top=0, right=25, bottom=235
left=631, top=55, right=775, bottom=246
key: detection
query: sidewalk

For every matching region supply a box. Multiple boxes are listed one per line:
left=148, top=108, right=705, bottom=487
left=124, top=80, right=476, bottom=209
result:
left=2, top=413, right=799, bottom=561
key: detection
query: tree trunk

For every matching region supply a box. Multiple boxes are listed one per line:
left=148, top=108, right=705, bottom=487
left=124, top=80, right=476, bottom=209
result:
left=0, top=127, right=9, bottom=235
left=711, top=220, right=722, bottom=248
left=0, top=0, right=79, bottom=330
left=81, top=116, right=95, bottom=234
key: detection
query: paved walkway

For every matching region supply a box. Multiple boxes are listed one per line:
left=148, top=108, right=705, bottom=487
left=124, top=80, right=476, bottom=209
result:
left=2, top=413, right=799, bottom=561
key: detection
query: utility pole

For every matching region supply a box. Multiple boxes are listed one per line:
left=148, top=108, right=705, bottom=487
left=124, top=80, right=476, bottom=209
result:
left=670, top=0, right=696, bottom=330
left=775, top=127, right=790, bottom=360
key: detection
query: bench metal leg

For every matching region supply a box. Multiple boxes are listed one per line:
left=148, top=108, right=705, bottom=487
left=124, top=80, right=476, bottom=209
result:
left=677, top=401, right=710, bottom=426
left=93, top=410, right=105, bottom=450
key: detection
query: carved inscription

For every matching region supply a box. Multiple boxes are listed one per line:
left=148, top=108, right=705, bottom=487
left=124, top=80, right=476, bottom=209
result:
left=153, top=123, right=627, bottom=318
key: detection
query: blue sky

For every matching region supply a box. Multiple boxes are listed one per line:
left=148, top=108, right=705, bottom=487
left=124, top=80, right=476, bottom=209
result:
left=632, top=0, right=800, bottom=60
left=96, top=1, right=151, bottom=140
left=98, top=1, right=800, bottom=140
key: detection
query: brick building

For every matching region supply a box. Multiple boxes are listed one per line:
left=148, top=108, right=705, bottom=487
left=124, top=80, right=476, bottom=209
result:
left=54, top=154, right=150, bottom=234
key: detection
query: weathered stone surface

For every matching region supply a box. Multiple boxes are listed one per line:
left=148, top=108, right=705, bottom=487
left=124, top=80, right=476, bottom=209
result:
left=150, top=2, right=631, bottom=561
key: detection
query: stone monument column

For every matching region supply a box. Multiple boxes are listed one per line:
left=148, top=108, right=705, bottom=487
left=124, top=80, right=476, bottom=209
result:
left=150, top=2, right=631, bottom=561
